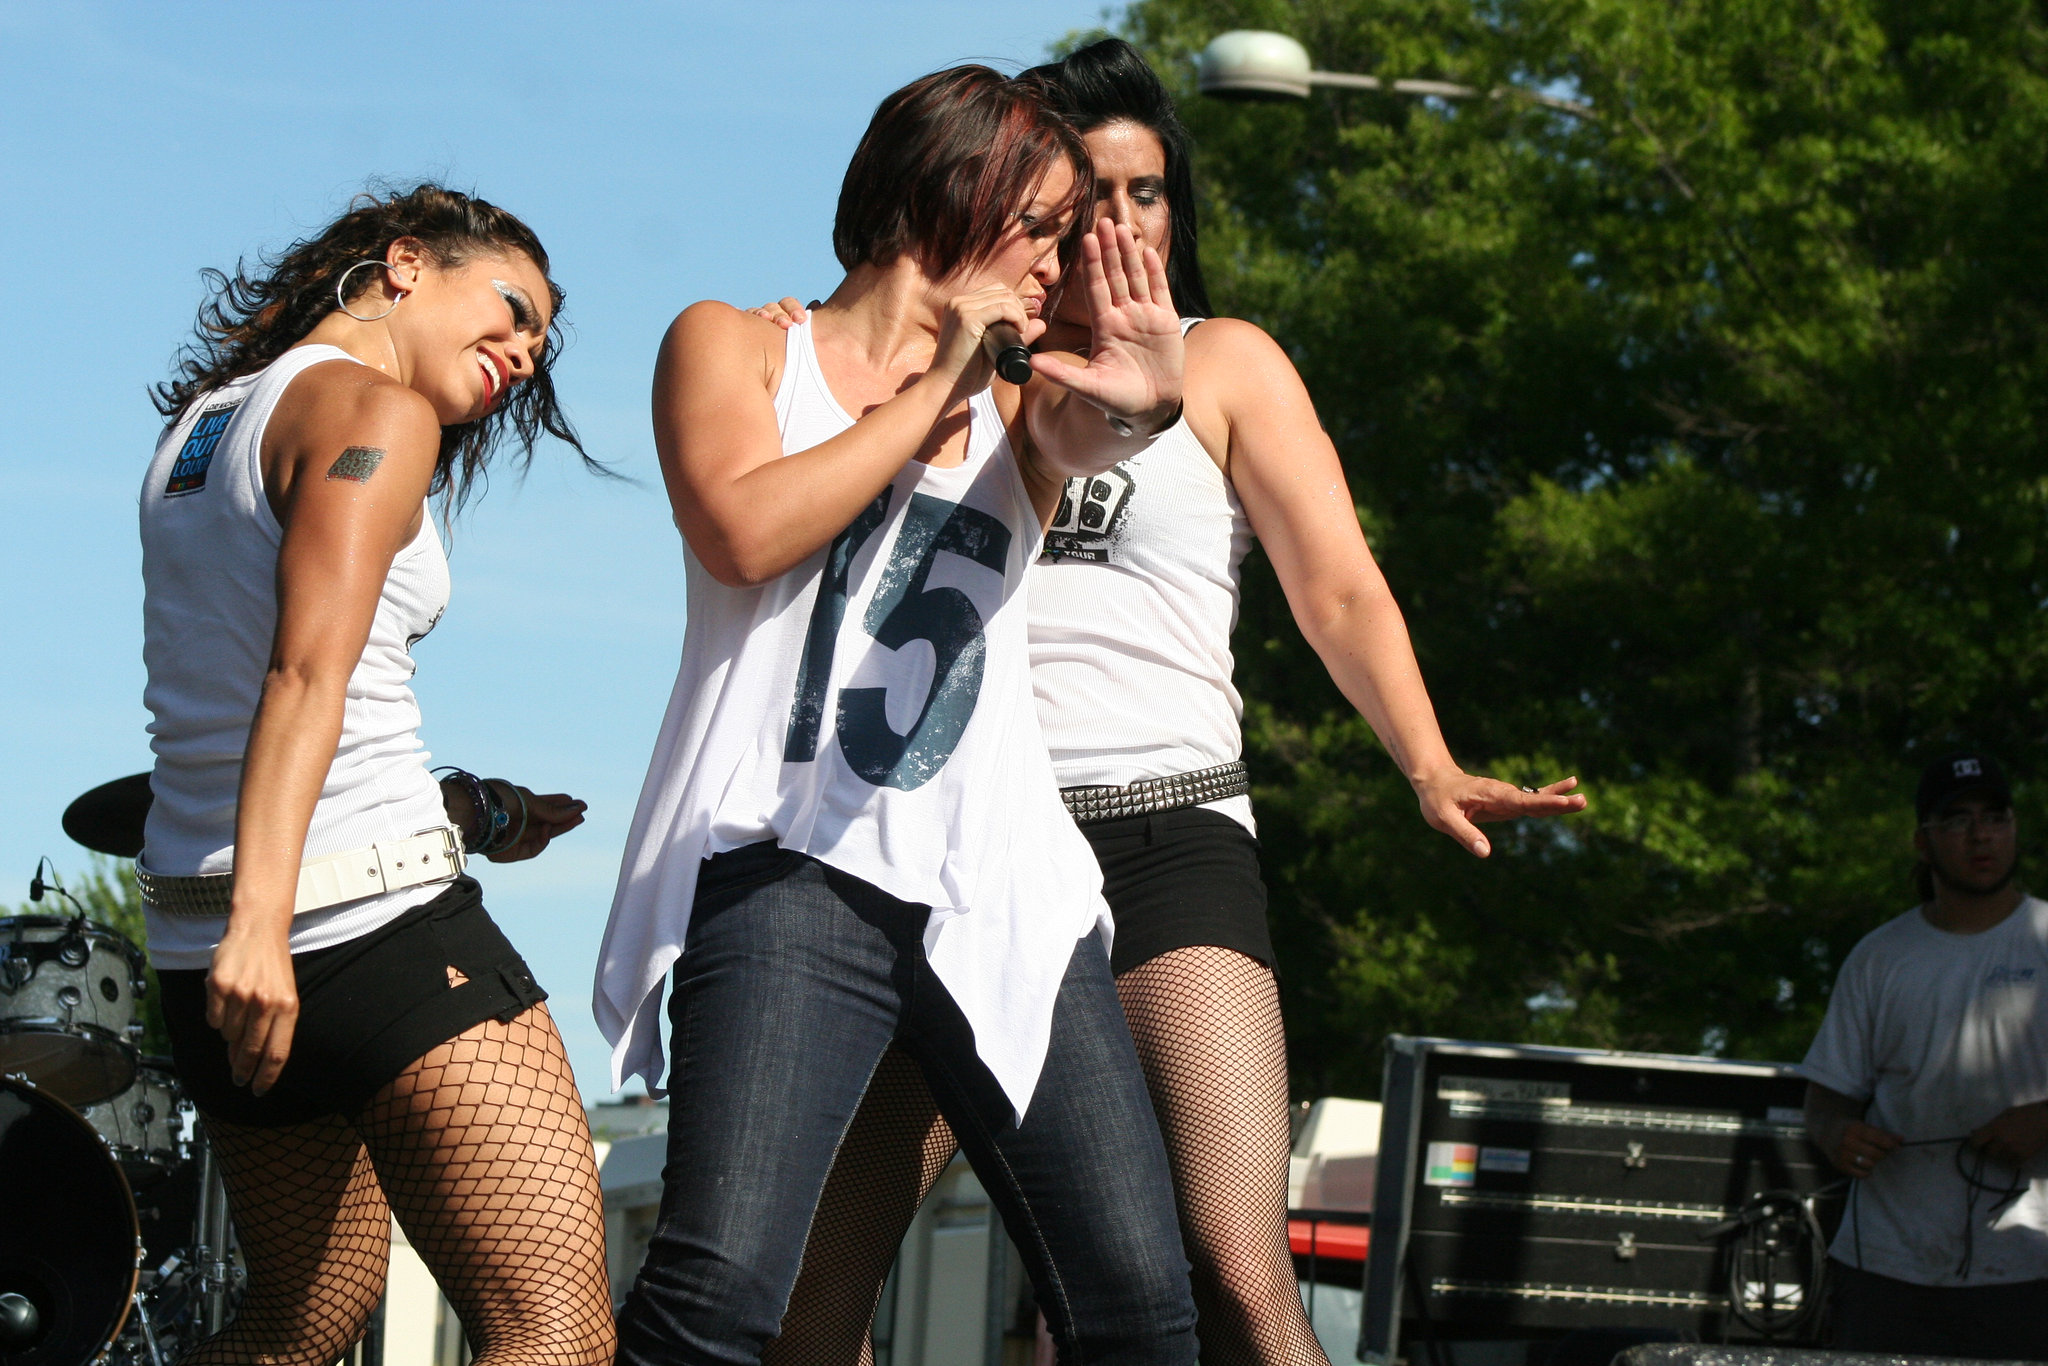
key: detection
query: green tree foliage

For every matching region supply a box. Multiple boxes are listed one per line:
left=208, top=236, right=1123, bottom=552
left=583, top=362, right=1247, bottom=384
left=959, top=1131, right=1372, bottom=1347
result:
left=1117, top=0, right=2048, bottom=1095
left=10, top=859, right=169, bottom=1053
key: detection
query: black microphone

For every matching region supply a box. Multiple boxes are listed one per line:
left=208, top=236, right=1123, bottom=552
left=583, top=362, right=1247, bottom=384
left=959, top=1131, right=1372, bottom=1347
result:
left=983, top=324, right=1033, bottom=385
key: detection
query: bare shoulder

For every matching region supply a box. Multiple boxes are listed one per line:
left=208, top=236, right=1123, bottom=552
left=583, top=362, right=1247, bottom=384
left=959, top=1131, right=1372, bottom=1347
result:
left=1180, top=318, right=1317, bottom=474
left=273, top=356, right=439, bottom=454
left=660, top=300, right=786, bottom=390
left=1190, top=316, right=1319, bottom=423
left=665, top=300, right=788, bottom=357
left=1187, top=317, right=1297, bottom=382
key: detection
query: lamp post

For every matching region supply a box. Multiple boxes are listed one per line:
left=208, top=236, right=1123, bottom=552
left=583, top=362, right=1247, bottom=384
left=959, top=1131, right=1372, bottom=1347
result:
left=1197, top=29, right=1594, bottom=120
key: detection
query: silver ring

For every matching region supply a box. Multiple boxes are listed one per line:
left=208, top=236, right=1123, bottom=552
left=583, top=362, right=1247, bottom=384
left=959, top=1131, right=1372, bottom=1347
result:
left=1520, top=785, right=1538, bottom=794
left=335, top=259, right=405, bottom=322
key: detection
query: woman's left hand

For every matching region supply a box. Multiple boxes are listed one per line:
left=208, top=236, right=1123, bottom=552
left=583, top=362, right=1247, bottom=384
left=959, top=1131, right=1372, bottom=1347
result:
left=482, top=782, right=586, bottom=862
left=747, top=298, right=808, bottom=330
left=1414, top=773, right=1584, bottom=858
left=444, top=777, right=587, bottom=862
left=1030, top=219, right=1182, bottom=427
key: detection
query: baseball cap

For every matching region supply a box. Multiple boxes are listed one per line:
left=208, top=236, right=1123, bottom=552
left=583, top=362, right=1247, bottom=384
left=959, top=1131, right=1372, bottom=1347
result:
left=1915, top=751, right=2012, bottom=821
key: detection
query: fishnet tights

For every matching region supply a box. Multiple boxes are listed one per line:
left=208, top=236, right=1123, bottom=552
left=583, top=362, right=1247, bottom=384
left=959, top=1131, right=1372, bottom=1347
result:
left=763, top=1046, right=955, bottom=1366
left=1120, top=948, right=1327, bottom=1366
left=767, top=947, right=1326, bottom=1366
left=183, top=1003, right=614, bottom=1366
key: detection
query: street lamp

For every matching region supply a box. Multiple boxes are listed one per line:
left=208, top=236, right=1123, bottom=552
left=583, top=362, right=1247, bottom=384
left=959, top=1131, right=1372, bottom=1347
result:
left=1197, top=30, right=1594, bottom=120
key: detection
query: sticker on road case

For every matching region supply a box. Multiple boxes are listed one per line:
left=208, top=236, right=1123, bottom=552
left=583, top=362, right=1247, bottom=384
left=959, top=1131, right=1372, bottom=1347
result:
left=1424, top=1141, right=1478, bottom=1187
left=1438, top=1074, right=1571, bottom=1105
left=1479, top=1146, right=1532, bottom=1174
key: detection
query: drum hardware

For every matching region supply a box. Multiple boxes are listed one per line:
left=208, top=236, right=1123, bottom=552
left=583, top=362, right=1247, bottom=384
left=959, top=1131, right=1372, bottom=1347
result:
left=0, top=1069, right=241, bottom=1366
left=3, top=851, right=243, bottom=1366
left=79, top=1063, right=189, bottom=1189
left=190, top=1126, right=241, bottom=1339
left=0, top=1073, right=142, bottom=1366
left=0, top=914, right=148, bottom=1110
left=1, top=1291, right=41, bottom=1346
left=60, top=778, right=154, bottom=864
left=123, top=1291, right=165, bottom=1366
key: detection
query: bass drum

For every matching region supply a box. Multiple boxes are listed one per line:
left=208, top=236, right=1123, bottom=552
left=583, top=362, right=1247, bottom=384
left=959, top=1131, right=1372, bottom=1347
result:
left=0, top=918, right=147, bottom=1108
left=0, top=1076, right=140, bottom=1366
left=78, top=1062, right=189, bottom=1190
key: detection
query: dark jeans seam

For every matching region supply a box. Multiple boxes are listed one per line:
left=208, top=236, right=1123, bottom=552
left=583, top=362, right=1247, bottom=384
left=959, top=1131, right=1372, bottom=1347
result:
left=917, top=1044, right=1078, bottom=1346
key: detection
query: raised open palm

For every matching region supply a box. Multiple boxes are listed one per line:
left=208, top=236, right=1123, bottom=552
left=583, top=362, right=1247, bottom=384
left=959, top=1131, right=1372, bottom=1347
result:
left=1032, top=218, right=1182, bottom=420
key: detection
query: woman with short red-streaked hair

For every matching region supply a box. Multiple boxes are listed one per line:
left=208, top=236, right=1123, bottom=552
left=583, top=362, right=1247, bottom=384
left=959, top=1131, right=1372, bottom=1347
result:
left=598, top=65, right=1196, bottom=1366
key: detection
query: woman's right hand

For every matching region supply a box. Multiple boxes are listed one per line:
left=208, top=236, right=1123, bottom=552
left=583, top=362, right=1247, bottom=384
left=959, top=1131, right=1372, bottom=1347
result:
left=931, top=286, right=1042, bottom=395
left=206, top=924, right=299, bottom=1095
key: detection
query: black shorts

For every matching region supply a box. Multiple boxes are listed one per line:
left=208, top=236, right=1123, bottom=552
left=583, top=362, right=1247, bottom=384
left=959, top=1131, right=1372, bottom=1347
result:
left=158, top=877, right=546, bottom=1127
left=1081, top=806, right=1274, bottom=977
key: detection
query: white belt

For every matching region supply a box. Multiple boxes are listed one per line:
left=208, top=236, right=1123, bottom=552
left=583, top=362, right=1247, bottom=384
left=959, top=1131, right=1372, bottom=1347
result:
left=137, top=825, right=467, bottom=917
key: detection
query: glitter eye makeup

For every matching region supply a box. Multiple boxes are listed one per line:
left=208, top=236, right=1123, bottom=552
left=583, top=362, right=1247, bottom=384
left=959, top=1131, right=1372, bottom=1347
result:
left=493, top=279, right=539, bottom=332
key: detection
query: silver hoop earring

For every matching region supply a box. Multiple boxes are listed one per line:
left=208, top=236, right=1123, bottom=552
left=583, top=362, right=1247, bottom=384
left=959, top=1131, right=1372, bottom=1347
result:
left=335, top=259, right=407, bottom=322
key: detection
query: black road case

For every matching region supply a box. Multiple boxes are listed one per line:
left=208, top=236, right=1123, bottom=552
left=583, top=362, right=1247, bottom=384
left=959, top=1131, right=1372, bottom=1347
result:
left=1361, top=1036, right=1838, bottom=1362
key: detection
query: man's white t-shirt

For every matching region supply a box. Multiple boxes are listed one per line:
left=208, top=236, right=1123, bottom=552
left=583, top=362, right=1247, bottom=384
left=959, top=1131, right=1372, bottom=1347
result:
left=1800, top=895, right=2048, bottom=1285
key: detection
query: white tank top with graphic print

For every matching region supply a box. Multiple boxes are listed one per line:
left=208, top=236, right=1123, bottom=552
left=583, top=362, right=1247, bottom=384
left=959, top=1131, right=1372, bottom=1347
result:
left=596, top=318, right=1111, bottom=1117
left=1029, top=318, right=1257, bottom=829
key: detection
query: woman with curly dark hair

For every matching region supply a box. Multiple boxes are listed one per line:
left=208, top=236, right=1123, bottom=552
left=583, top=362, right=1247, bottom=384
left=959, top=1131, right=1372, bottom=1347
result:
left=138, top=184, right=614, bottom=1366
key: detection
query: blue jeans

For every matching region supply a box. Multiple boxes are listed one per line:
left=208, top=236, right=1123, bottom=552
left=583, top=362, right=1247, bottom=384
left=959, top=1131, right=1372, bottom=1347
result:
left=613, top=842, right=1197, bottom=1366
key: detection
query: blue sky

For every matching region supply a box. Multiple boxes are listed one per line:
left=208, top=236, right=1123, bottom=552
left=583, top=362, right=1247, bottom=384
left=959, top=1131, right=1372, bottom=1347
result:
left=1, top=1, right=1129, bottom=1096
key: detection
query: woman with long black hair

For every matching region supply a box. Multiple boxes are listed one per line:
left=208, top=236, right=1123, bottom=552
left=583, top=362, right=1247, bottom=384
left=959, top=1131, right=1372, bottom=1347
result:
left=139, top=184, right=613, bottom=1366
left=760, top=39, right=1583, bottom=1366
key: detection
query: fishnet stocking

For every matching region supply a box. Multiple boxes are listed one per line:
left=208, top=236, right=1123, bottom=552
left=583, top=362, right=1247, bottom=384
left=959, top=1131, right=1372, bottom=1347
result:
left=1118, top=948, right=1326, bottom=1366
left=763, top=1046, right=953, bottom=1366
left=185, top=1116, right=391, bottom=1366
left=772, top=947, right=1326, bottom=1366
left=182, top=1004, right=614, bottom=1366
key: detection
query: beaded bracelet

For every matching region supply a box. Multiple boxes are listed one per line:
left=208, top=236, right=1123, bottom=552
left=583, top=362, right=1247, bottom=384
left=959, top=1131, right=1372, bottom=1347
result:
left=433, top=766, right=494, bottom=852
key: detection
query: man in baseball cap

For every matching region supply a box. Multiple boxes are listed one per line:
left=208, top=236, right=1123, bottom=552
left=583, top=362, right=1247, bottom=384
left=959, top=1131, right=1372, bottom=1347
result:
left=1798, top=750, right=2048, bottom=1355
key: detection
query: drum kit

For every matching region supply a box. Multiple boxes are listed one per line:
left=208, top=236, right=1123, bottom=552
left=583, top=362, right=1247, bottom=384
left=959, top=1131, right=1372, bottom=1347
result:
left=1, top=776, right=240, bottom=1366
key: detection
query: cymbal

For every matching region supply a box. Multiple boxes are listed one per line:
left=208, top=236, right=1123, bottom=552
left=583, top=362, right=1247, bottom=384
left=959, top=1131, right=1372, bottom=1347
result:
left=61, top=774, right=153, bottom=859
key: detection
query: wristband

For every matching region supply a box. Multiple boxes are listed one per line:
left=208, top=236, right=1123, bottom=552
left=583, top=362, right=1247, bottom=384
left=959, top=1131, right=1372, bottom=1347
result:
left=479, top=782, right=512, bottom=854
left=433, top=767, right=493, bottom=852
left=1106, top=399, right=1182, bottom=440
left=499, top=782, right=530, bottom=852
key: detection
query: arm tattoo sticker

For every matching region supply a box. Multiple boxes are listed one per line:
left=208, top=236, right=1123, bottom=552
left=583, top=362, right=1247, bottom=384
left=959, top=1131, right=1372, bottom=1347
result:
left=326, top=446, right=387, bottom=483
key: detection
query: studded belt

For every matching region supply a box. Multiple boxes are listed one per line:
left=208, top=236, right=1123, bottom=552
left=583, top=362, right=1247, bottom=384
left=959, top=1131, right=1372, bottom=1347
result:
left=1060, top=761, right=1250, bottom=825
left=137, top=825, right=467, bottom=917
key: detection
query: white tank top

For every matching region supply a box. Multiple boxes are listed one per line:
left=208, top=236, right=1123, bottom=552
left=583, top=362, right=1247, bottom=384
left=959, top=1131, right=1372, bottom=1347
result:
left=1030, top=319, right=1257, bottom=829
left=596, top=318, right=1111, bottom=1117
left=138, top=344, right=452, bottom=969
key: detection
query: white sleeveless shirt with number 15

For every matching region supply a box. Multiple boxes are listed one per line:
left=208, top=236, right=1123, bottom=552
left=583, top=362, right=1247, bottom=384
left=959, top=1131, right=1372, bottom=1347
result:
left=595, top=318, right=1111, bottom=1118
